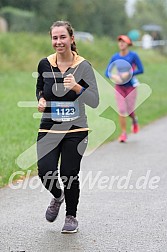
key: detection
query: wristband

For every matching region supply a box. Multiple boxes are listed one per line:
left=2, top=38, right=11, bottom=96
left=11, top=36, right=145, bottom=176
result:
left=78, top=87, right=85, bottom=95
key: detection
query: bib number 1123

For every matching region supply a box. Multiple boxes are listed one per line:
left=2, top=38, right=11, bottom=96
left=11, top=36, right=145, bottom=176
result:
left=51, top=101, right=80, bottom=121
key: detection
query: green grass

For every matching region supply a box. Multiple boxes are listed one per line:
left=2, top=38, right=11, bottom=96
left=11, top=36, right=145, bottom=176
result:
left=0, top=33, right=167, bottom=187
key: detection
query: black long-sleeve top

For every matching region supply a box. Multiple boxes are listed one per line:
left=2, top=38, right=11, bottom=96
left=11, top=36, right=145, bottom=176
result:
left=36, top=52, right=99, bottom=131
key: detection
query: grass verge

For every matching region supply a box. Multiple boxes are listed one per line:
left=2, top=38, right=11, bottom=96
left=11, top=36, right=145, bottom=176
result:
left=0, top=33, right=167, bottom=187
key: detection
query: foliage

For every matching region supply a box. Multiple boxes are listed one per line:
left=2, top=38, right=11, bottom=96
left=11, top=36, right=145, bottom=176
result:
left=129, top=0, right=167, bottom=38
left=0, top=6, right=36, bottom=32
left=1, top=0, right=167, bottom=37
left=0, top=0, right=129, bottom=37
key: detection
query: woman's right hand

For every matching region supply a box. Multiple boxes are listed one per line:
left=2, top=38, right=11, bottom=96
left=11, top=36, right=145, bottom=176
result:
left=38, top=98, right=46, bottom=112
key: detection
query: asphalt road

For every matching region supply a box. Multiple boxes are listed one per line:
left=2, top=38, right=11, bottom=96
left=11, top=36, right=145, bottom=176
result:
left=0, top=117, right=167, bottom=252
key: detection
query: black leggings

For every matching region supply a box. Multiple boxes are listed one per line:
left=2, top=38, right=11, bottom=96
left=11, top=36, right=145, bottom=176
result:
left=37, top=130, right=88, bottom=217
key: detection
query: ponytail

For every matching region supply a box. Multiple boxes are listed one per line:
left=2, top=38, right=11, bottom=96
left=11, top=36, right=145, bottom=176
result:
left=71, top=41, right=78, bottom=54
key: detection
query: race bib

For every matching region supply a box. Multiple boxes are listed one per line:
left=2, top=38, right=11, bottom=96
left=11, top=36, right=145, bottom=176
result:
left=51, top=101, right=80, bottom=122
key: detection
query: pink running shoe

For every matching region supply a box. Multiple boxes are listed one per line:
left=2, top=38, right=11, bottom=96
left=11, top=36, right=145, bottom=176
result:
left=131, top=123, right=139, bottom=134
left=118, top=133, right=127, bottom=143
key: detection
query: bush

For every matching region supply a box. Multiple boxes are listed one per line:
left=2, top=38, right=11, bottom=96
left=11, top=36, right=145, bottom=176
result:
left=0, top=6, right=36, bottom=32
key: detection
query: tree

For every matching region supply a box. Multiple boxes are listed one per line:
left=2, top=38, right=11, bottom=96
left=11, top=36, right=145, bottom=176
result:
left=0, top=0, right=39, bottom=10
left=0, top=0, right=129, bottom=36
left=130, top=0, right=167, bottom=37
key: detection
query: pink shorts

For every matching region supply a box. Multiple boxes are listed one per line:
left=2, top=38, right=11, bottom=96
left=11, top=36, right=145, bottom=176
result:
left=115, top=85, right=137, bottom=116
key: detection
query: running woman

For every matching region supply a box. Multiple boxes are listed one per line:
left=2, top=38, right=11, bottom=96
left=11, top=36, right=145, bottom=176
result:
left=105, top=35, right=144, bottom=142
left=36, top=21, right=99, bottom=233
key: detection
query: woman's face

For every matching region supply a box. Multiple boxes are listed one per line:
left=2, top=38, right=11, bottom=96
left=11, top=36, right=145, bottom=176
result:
left=118, top=39, right=129, bottom=51
left=51, top=26, right=74, bottom=54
